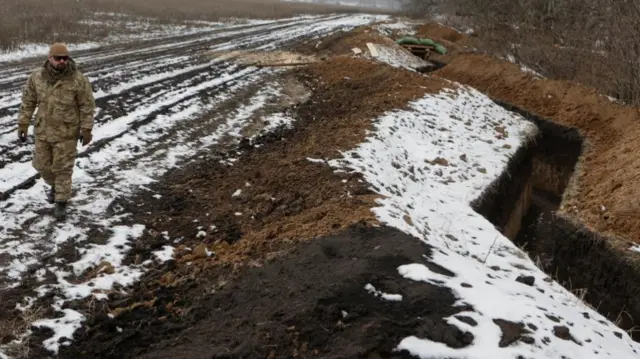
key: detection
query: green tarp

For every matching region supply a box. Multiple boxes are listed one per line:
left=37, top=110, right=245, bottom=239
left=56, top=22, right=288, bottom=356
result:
left=396, top=36, right=447, bottom=55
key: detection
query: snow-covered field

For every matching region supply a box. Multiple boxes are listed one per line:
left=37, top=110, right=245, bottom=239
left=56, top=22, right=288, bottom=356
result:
left=327, top=86, right=640, bottom=357
left=0, top=13, right=388, bottom=357
left=0, top=12, right=280, bottom=64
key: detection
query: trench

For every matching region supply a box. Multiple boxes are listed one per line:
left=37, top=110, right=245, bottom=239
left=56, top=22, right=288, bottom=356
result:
left=470, top=100, right=640, bottom=341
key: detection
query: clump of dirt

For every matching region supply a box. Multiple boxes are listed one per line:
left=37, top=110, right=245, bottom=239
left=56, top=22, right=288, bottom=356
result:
left=54, top=226, right=469, bottom=359
left=435, top=53, right=640, bottom=245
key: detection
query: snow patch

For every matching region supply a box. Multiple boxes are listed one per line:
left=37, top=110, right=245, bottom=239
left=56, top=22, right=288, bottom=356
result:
left=368, top=44, right=429, bottom=71
left=0, top=43, right=100, bottom=63
left=153, top=246, right=175, bottom=262
left=365, top=283, right=403, bottom=301
left=32, top=309, right=84, bottom=354
left=374, top=21, right=417, bottom=36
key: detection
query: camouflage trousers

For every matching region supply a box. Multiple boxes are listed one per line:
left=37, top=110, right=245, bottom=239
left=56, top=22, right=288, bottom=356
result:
left=32, top=139, right=77, bottom=202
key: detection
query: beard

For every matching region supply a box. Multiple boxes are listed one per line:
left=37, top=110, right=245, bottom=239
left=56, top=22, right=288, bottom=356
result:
left=53, top=62, right=67, bottom=71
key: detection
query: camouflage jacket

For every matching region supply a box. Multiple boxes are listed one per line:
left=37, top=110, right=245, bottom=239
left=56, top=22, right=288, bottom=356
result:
left=18, top=60, right=95, bottom=142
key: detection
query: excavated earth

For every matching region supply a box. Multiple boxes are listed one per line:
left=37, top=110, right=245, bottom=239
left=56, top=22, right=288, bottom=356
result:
left=434, top=53, right=640, bottom=244
left=24, top=55, right=457, bottom=358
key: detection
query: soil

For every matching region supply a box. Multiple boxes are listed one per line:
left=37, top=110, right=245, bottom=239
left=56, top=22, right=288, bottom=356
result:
left=435, top=53, right=640, bottom=245
left=27, top=56, right=452, bottom=358
left=54, top=225, right=471, bottom=359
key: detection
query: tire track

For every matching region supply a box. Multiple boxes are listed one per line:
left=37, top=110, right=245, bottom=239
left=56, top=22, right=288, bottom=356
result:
left=0, top=16, right=313, bottom=89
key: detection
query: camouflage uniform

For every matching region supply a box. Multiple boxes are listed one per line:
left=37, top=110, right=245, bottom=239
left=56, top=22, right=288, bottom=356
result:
left=18, top=44, right=95, bottom=216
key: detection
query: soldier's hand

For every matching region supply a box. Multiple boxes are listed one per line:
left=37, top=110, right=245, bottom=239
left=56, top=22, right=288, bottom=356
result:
left=79, top=129, right=92, bottom=146
left=17, top=124, right=28, bottom=142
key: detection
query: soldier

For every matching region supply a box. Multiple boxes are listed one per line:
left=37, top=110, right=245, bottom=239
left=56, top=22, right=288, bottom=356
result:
left=17, top=42, right=96, bottom=220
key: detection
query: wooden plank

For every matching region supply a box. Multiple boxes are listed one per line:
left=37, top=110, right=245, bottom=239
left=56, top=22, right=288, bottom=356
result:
left=366, top=42, right=379, bottom=57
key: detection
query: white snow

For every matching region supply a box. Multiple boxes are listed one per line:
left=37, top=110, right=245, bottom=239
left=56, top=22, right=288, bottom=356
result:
left=32, top=309, right=84, bottom=352
left=520, top=65, right=545, bottom=79
left=374, top=21, right=417, bottom=36
left=307, top=157, right=326, bottom=163
left=0, top=43, right=101, bottom=63
left=261, top=113, right=297, bottom=133
left=153, top=246, right=175, bottom=262
left=328, top=85, right=640, bottom=358
left=365, top=283, right=403, bottom=301
left=369, top=44, right=430, bottom=71
left=0, top=13, right=228, bottom=64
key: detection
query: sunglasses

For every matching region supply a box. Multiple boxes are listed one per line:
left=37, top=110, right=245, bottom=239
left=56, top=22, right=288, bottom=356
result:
left=52, top=55, right=69, bottom=61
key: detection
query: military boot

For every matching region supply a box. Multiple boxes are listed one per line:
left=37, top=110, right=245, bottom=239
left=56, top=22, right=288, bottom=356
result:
left=54, top=201, right=67, bottom=220
left=46, top=186, right=55, bottom=204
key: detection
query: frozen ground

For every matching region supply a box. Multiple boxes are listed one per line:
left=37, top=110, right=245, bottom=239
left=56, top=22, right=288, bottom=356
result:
left=0, top=12, right=280, bottom=64
left=327, top=86, right=640, bottom=357
left=0, top=12, right=388, bottom=357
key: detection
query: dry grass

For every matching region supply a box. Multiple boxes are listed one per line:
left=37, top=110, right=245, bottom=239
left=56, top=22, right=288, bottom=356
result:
left=412, top=0, right=640, bottom=105
left=0, top=0, right=394, bottom=51
left=0, top=305, right=46, bottom=359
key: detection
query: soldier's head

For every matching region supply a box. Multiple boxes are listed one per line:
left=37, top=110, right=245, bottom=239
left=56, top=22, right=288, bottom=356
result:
left=48, top=42, right=70, bottom=70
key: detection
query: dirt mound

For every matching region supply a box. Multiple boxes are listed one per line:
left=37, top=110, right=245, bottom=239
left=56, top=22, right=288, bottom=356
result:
left=416, top=22, right=468, bottom=44
left=435, top=53, right=640, bottom=244
left=56, top=225, right=468, bottom=359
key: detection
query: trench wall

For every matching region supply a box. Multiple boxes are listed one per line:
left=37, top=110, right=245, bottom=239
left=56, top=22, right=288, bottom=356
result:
left=471, top=100, right=640, bottom=339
